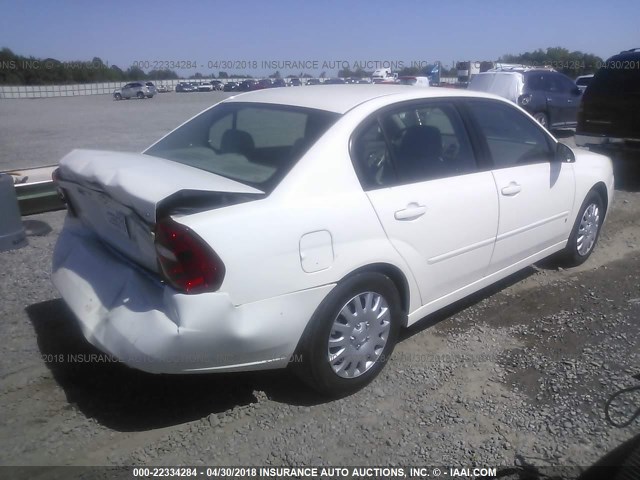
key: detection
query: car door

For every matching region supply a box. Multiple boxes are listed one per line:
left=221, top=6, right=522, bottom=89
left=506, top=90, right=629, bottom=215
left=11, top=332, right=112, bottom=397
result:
left=555, top=74, right=582, bottom=126
left=352, top=101, right=499, bottom=306
left=537, top=73, right=568, bottom=127
left=122, top=83, right=133, bottom=98
left=464, top=100, right=575, bottom=274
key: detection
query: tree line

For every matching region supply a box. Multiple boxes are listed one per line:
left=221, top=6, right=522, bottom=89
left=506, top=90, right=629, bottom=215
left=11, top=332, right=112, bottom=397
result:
left=498, top=47, right=604, bottom=77
left=1, top=46, right=606, bottom=85
left=0, top=48, right=179, bottom=85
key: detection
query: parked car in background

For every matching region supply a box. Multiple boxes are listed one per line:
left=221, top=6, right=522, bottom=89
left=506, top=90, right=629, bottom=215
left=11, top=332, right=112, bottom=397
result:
left=272, top=79, right=287, bottom=88
left=306, top=78, right=321, bottom=85
left=397, top=76, right=430, bottom=87
left=575, top=74, right=594, bottom=93
left=176, top=82, right=197, bottom=93
left=211, top=80, right=224, bottom=91
left=113, top=82, right=154, bottom=100
left=323, top=78, right=346, bottom=84
left=223, top=82, right=239, bottom=92
left=145, top=82, right=157, bottom=96
left=156, top=84, right=169, bottom=93
left=576, top=48, right=640, bottom=155
left=468, top=68, right=582, bottom=129
left=289, top=78, right=302, bottom=86
left=257, top=79, right=273, bottom=89
left=52, top=85, right=613, bottom=397
left=237, top=79, right=258, bottom=91
left=197, top=82, right=214, bottom=92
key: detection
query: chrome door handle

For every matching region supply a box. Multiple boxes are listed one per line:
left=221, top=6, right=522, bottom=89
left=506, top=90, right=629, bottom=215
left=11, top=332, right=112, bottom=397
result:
left=501, top=182, right=522, bottom=196
left=394, top=204, right=427, bottom=221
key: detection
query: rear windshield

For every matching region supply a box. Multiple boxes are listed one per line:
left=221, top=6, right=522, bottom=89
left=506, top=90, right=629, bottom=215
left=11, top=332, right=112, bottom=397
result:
left=589, top=59, right=640, bottom=95
left=145, top=103, right=340, bottom=192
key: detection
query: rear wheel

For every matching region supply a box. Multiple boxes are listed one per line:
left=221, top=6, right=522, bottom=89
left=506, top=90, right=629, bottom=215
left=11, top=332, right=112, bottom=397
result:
left=293, top=272, right=402, bottom=397
left=533, top=112, right=549, bottom=128
left=559, top=190, right=604, bottom=266
left=136, top=91, right=145, bottom=99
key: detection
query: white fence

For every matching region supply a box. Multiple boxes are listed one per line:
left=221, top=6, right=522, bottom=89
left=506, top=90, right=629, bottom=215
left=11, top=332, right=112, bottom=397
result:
left=0, top=77, right=459, bottom=99
left=0, top=80, right=180, bottom=99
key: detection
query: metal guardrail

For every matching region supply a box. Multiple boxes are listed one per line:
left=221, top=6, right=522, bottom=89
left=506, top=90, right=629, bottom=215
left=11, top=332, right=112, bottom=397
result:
left=2, top=166, right=65, bottom=216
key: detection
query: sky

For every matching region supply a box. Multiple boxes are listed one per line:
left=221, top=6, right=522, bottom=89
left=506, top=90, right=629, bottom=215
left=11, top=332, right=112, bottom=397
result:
left=1, top=0, right=638, bottom=77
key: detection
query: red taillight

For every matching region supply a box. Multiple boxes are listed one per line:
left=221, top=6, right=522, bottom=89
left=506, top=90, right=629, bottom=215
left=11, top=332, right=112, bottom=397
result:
left=154, top=218, right=225, bottom=294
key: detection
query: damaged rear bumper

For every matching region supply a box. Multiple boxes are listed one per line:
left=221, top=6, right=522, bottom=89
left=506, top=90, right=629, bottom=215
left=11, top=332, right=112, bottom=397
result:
left=52, top=218, right=334, bottom=374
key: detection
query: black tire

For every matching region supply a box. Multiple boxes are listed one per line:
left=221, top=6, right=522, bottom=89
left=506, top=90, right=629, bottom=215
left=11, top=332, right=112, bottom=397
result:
left=114, top=93, right=122, bottom=100
left=293, top=272, right=402, bottom=397
left=560, top=190, right=604, bottom=266
left=533, top=112, right=549, bottom=128
left=136, top=91, right=145, bottom=99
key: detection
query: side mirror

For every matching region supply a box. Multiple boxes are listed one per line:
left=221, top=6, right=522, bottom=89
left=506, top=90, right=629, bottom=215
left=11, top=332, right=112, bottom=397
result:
left=555, top=142, right=575, bottom=163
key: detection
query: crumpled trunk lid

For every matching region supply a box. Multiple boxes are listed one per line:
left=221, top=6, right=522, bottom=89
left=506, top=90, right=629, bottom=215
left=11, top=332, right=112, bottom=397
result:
left=55, top=149, right=263, bottom=273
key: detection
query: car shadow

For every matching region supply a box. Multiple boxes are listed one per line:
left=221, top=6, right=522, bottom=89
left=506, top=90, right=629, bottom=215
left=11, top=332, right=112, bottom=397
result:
left=400, top=266, right=536, bottom=340
left=26, top=265, right=542, bottom=430
left=26, top=299, right=321, bottom=432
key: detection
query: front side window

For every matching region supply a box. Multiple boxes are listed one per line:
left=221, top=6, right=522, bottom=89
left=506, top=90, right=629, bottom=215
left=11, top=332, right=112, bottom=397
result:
left=352, top=101, right=477, bottom=188
left=145, top=103, right=339, bottom=192
left=466, top=100, right=553, bottom=168
left=555, top=74, right=578, bottom=93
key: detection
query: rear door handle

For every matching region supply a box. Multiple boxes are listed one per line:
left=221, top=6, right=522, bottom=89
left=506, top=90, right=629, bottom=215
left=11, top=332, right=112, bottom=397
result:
left=501, top=182, right=522, bottom=196
left=394, top=203, right=427, bottom=221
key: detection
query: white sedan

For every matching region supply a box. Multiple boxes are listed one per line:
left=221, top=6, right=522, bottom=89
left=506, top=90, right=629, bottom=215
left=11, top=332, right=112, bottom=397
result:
left=52, top=85, right=614, bottom=396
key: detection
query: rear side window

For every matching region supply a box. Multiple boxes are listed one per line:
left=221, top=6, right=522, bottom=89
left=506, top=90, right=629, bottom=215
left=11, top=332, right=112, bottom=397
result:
left=145, top=103, right=339, bottom=192
left=546, top=73, right=577, bottom=93
left=526, top=73, right=545, bottom=91
left=466, top=100, right=553, bottom=168
left=352, top=102, right=476, bottom=188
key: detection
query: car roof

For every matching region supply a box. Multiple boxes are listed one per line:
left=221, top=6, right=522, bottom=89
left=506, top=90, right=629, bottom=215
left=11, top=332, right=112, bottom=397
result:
left=609, top=48, right=640, bottom=61
left=222, top=84, right=504, bottom=114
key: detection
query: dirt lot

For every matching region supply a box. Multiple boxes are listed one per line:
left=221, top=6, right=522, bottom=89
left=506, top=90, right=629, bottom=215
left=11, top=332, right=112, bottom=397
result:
left=0, top=95, right=639, bottom=479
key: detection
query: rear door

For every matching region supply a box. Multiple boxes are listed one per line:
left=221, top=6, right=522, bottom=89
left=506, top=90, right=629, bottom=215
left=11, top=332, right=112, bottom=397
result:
left=464, top=99, right=575, bottom=273
left=552, top=73, right=582, bottom=125
left=352, top=100, right=499, bottom=306
left=538, top=73, right=568, bottom=126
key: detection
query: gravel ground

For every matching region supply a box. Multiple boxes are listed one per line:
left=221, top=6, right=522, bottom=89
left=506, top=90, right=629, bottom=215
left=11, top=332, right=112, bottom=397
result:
left=0, top=96, right=639, bottom=479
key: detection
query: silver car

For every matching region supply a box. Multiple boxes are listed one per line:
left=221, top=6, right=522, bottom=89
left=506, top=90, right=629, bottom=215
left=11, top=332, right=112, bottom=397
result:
left=113, top=82, right=154, bottom=100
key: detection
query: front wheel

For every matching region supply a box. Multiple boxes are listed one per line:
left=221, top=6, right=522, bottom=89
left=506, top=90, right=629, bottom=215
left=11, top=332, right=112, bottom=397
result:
left=533, top=112, right=549, bottom=128
left=114, top=93, right=122, bottom=100
left=136, top=91, right=145, bottom=99
left=560, top=190, right=604, bottom=266
left=293, top=272, right=402, bottom=397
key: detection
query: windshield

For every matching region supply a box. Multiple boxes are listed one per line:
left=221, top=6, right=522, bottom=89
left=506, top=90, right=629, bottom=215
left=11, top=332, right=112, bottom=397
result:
left=144, top=103, right=340, bottom=192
